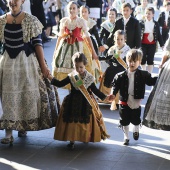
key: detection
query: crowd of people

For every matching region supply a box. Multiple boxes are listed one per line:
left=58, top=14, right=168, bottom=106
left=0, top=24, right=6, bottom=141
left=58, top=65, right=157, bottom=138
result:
left=0, top=0, right=170, bottom=149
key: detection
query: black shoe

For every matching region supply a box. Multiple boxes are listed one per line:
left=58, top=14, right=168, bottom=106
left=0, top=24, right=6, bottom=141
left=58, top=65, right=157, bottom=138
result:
left=18, top=131, right=27, bottom=137
left=123, top=139, right=129, bottom=145
left=133, top=132, right=139, bottom=140
left=67, top=143, right=75, bottom=149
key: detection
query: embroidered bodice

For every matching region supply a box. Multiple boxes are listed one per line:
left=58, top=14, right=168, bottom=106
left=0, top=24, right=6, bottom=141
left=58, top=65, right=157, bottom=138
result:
left=64, top=27, right=84, bottom=44
left=0, top=13, right=43, bottom=58
left=59, top=17, right=89, bottom=37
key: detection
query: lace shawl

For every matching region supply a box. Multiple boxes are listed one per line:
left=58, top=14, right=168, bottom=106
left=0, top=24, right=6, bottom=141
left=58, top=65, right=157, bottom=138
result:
left=68, top=70, right=95, bottom=90
left=108, top=44, right=130, bottom=59
left=0, top=13, right=43, bottom=43
left=101, top=20, right=115, bottom=33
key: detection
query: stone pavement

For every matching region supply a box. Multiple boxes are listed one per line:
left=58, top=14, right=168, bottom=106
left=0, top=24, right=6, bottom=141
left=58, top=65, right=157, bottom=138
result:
left=0, top=38, right=170, bottom=170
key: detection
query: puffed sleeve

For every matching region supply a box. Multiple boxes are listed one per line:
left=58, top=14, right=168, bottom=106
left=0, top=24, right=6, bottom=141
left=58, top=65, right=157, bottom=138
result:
left=79, top=18, right=89, bottom=37
left=58, top=18, right=67, bottom=36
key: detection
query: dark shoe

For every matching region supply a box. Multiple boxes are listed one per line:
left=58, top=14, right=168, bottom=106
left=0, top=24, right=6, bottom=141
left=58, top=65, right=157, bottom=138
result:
left=1, top=136, right=14, bottom=146
left=67, top=143, right=75, bottom=150
left=123, top=139, right=129, bottom=145
left=18, top=131, right=27, bottom=137
left=133, top=132, right=139, bottom=140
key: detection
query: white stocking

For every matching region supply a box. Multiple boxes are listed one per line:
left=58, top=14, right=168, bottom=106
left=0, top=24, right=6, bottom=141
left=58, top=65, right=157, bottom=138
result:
left=141, top=64, right=146, bottom=70
left=147, top=65, right=153, bottom=74
left=123, top=126, right=129, bottom=140
left=5, top=129, right=12, bottom=138
left=133, top=125, right=139, bottom=133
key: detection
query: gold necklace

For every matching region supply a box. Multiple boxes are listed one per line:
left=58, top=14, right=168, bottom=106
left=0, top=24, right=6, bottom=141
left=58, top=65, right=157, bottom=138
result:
left=11, top=11, right=22, bottom=24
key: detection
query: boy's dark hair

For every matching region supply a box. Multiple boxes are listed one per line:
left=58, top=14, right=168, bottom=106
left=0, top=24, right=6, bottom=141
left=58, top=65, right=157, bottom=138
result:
left=80, top=5, right=90, bottom=14
left=72, top=52, right=88, bottom=65
left=126, top=49, right=143, bottom=62
left=114, top=30, right=126, bottom=40
left=122, top=3, right=132, bottom=10
left=108, top=8, right=117, bottom=17
left=163, top=1, right=170, bottom=7
left=145, top=7, right=155, bottom=14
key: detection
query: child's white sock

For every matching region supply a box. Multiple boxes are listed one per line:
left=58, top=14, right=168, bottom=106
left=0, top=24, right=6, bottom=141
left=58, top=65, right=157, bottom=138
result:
left=133, top=125, right=139, bottom=133
left=123, top=126, right=129, bottom=139
left=141, top=64, right=146, bottom=70
left=5, top=129, right=12, bottom=138
left=147, top=65, right=153, bottom=74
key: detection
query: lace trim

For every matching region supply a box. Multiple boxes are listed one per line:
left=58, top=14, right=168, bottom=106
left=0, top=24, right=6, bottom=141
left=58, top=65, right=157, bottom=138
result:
left=108, top=44, right=130, bottom=59
left=87, top=18, right=96, bottom=30
left=0, top=13, right=43, bottom=43
left=101, top=20, right=115, bottom=33
left=68, top=70, right=94, bottom=90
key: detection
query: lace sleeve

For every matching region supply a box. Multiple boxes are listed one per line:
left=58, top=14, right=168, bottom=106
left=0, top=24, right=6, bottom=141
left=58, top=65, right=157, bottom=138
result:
left=22, top=13, right=43, bottom=43
left=58, top=18, right=67, bottom=36
left=79, top=18, right=89, bottom=37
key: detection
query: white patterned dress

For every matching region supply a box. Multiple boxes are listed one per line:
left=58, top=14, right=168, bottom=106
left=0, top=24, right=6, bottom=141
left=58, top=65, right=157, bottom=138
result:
left=0, top=13, right=59, bottom=131
left=143, top=38, right=170, bottom=130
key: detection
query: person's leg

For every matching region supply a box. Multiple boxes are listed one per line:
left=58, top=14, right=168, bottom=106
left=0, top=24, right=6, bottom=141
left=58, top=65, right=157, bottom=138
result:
left=67, top=141, right=75, bottom=149
left=131, top=107, right=141, bottom=141
left=146, top=44, right=156, bottom=74
left=1, top=129, right=14, bottom=145
left=119, top=105, right=130, bottom=145
left=141, top=44, right=147, bottom=70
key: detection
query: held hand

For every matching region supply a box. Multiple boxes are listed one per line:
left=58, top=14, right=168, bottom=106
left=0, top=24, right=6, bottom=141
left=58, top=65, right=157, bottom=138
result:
left=108, top=95, right=115, bottom=102
left=99, top=46, right=106, bottom=53
left=41, top=66, right=50, bottom=78
left=92, top=52, right=98, bottom=60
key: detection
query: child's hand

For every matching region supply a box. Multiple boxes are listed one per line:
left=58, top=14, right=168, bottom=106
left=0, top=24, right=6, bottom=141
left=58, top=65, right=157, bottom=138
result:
left=105, top=95, right=115, bottom=102
left=99, top=46, right=106, bottom=53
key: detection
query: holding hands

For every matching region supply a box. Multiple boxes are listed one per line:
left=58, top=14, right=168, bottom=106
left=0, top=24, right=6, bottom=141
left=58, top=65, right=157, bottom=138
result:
left=105, top=94, right=115, bottom=102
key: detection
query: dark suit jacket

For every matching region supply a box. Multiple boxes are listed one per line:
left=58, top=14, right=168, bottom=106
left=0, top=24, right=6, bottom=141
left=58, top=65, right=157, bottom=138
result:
left=106, top=17, right=141, bottom=49
left=158, top=11, right=170, bottom=28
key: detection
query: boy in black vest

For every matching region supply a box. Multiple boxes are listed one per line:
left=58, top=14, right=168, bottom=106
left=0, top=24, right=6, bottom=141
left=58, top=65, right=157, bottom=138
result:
left=110, top=49, right=157, bottom=145
left=140, top=7, right=164, bottom=73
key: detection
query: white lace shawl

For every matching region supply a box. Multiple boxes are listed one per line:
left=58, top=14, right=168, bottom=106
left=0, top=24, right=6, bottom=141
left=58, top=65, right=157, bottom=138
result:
left=101, top=20, right=115, bottom=33
left=68, top=70, right=95, bottom=90
left=58, top=17, right=89, bottom=37
left=0, top=13, right=43, bottom=43
left=108, top=44, right=131, bottom=59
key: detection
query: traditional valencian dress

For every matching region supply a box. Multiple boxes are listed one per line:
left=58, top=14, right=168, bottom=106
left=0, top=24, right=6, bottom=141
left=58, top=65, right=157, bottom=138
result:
left=99, top=44, right=130, bottom=110
left=52, top=70, right=109, bottom=142
left=143, top=38, right=170, bottom=130
left=52, top=17, right=94, bottom=89
left=0, top=13, right=59, bottom=131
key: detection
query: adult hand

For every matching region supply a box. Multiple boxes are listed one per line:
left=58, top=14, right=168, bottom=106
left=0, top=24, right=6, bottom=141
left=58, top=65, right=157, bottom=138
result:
left=41, top=66, right=50, bottom=78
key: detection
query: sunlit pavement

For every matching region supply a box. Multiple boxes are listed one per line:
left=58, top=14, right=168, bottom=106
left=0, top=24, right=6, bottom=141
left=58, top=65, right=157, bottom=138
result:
left=0, top=34, right=170, bottom=170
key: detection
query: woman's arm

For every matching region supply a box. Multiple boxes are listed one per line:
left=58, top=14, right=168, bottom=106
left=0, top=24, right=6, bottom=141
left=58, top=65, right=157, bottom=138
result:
left=35, top=45, right=49, bottom=78
left=85, top=36, right=98, bottom=60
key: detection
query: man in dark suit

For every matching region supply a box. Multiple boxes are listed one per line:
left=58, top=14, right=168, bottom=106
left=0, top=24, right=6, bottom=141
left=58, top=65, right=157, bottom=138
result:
left=99, top=3, right=141, bottom=52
